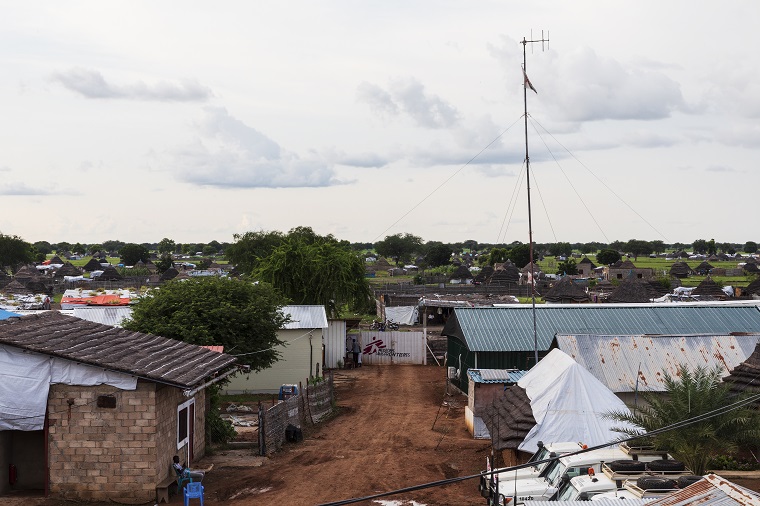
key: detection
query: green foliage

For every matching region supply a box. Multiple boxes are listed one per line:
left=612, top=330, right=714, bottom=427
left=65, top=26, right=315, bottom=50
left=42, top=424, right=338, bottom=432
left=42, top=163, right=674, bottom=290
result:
left=154, top=254, right=173, bottom=273
left=556, top=258, right=578, bottom=275
left=374, top=233, right=423, bottom=266
left=548, top=242, right=572, bottom=257
left=101, top=240, right=126, bottom=252
left=33, top=241, right=53, bottom=255
left=693, top=239, right=708, bottom=254
left=745, top=241, right=758, bottom=254
left=226, top=230, right=285, bottom=274
left=158, top=237, right=176, bottom=254
left=604, top=364, right=760, bottom=475
left=205, top=384, right=236, bottom=444
left=119, top=243, right=149, bottom=265
left=0, top=234, right=35, bottom=273
left=424, top=241, right=453, bottom=267
left=625, top=239, right=653, bottom=260
left=253, top=233, right=373, bottom=318
left=123, top=277, right=290, bottom=371
left=487, top=247, right=509, bottom=265
left=708, top=454, right=760, bottom=471
left=596, top=249, right=621, bottom=266
left=508, top=243, right=532, bottom=268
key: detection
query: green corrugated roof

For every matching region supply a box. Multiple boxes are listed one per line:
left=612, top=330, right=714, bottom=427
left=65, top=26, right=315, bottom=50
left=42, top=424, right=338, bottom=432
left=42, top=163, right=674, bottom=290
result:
left=443, top=304, right=760, bottom=352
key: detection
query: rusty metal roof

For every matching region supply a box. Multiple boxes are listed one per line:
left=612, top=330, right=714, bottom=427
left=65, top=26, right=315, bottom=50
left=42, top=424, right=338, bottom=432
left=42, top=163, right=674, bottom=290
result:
left=646, top=473, right=760, bottom=505
left=0, top=312, right=237, bottom=389
left=556, top=333, right=760, bottom=392
left=442, top=303, right=760, bottom=353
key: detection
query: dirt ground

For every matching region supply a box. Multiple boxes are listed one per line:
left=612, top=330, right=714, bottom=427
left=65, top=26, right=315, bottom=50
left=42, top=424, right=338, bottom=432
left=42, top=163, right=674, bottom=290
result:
left=7, top=364, right=490, bottom=506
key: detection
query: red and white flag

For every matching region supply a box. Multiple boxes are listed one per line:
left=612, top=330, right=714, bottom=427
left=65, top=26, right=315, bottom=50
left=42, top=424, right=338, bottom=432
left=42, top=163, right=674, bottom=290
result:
left=523, top=69, right=537, bottom=93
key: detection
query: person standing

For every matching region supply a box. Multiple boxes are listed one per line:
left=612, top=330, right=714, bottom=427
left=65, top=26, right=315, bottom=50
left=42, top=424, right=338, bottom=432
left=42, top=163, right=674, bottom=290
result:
left=352, top=338, right=361, bottom=369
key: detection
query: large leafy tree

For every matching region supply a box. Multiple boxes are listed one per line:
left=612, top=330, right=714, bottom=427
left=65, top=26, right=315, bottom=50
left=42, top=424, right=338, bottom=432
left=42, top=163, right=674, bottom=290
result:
left=744, top=241, right=758, bottom=254
left=596, top=249, right=621, bottom=265
left=625, top=239, right=653, bottom=260
left=119, top=243, right=149, bottom=265
left=424, top=241, right=453, bottom=268
left=508, top=243, right=532, bottom=268
left=556, top=258, right=578, bottom=275
left=253, top=233, right=372, bottom=318
left=0, top=234, right=35, bottom=273
left=158, top=237, right=176, bottom=254
left=604, top=365, right=760, bottom=475
left=374, top=233, right=423, bottom=266
left=225, top=230, right=285, bottom=274
left=123, top=277, right=289, bottom=371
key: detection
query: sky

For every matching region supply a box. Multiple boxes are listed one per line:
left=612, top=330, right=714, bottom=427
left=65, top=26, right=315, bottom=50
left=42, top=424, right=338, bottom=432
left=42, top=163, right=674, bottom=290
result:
left=2, top=1, right=759, bottom=248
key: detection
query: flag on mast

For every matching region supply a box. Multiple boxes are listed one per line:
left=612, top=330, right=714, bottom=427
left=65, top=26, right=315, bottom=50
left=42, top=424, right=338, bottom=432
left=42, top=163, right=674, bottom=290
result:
left=523, top=69, right=537, bottom=94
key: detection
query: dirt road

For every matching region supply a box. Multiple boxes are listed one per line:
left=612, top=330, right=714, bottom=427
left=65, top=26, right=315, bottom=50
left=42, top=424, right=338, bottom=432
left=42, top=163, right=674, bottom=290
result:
left=205, top=364, right=490, bottom=506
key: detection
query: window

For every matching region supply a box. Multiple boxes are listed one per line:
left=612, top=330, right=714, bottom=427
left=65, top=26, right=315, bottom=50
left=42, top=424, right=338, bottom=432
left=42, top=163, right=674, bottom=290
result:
left=177, top=399, right=195, bottom=450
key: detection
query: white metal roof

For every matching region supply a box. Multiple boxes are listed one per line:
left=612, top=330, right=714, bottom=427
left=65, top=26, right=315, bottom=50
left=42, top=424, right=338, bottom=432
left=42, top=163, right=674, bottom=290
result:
left=281, top=305, right=328, bottom=329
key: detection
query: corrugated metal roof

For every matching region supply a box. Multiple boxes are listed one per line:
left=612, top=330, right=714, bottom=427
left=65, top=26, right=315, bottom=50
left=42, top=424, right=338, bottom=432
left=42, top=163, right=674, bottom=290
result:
left=646, top=473, right=760, bottom=505
left=556, top=334, right=760, bottom=392
left=70, top=306, right=133, bottom=327
left=0, top=312, right=237, bottom=389
left=467, top=368, right=526, bottom=384
left=281, top=305, right=328, bottom=329
left=524, top=501, right=651, bottom=506
left=445, top=304, right=760, bottom=352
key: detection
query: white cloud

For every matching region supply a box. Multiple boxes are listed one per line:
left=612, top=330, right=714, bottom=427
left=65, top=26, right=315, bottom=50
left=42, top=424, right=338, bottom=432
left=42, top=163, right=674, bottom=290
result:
left=357, top=78, right=460, bottom=128
left=0, top=182, right=58, bottom=195
left=51, top=68, right=212, bottom=101
left=171, top=107, right=341, bottom=188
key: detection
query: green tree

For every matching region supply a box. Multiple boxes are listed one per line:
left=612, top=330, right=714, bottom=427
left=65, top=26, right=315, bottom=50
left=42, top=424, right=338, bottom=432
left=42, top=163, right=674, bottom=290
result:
left=119, top=243, right=149, bottom=265
left=226, top=230, right=285, bottom=274
left=154, top=253, right=174, bottom=273
left=548, top=242, right=572, bottom=257
left=0, top=234, right=35, bottom=273
left=487, top=247, right=509, bottom=266
left=374, top=233, right=423, bottom=266
left=101, top=240, right=125, bottom=252
left=692, top=239, right=708, bottom=254
left=604, top=365, right=759, bottom=475
left=158, top=237, right=176, bottom=254
left=557, top=258, right=578, bottom=275
left=626, top=239, right=653, bottom=260
left=707, top=238, right=717, bottom=255
left=55, top=241, right=72, bottom=253
left=596, top=249, right=621, bottom=265
left=33, top=241, right=53, bottom=255
left=254, top=235, right=373, bottom=318
left=124, top=277, right=289, bottom=370
left=508, top=243, right=532, bottom=268
left=651, top=240, right=666, bottom=255
left=744, top=241, right=758, bottom=254
left=424, top=241, right=453, bottom=268
left=202, top=245, right=217, bottom=256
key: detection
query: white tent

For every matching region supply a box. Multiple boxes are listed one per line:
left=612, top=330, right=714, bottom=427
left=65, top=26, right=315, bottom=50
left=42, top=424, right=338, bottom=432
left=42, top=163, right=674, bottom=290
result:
left=517, top=348, right=636, bottom=454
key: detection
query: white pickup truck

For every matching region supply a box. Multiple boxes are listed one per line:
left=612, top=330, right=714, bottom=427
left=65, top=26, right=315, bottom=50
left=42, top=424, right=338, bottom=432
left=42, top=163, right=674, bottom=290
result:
left=479, top=441, right=585, bottom=500
left=488, top=446, right=668, bottom=505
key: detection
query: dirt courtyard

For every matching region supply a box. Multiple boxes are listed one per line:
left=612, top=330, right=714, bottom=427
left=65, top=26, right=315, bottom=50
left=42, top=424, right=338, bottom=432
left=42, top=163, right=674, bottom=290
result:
left=202, top=364, right=490, bottom=506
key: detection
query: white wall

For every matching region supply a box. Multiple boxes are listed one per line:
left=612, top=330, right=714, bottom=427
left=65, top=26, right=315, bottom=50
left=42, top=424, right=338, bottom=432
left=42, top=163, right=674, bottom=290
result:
left=357, top=331, right=426, bottom=365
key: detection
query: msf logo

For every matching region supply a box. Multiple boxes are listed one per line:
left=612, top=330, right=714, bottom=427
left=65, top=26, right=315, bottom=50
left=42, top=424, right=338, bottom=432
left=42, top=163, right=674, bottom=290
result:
left=362, top=336, right=387, bottom=355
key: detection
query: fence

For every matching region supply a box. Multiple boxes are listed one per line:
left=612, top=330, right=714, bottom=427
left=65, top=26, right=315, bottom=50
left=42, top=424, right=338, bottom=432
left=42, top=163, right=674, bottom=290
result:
left=259, top=372, right=334, bottom=455
left=358, top=331, right=426, bottom=365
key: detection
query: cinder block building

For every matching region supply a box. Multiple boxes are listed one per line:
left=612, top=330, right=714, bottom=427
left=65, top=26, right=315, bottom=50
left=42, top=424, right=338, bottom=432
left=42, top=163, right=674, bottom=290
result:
left=0, top=312, right=237, bottom=503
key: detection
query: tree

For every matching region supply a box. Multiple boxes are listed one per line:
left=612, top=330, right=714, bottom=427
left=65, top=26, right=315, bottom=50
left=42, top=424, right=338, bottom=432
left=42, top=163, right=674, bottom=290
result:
left=692, top=239, right=708, bottom=254
left=225, top=230, right=285, bottom=274
left=424, top=241, right=453, bottom=268
left=119, top=243, right=149, bottom=265
left=374, top=233, right=423, bottom=266
left=604, top=365, right=759, bottom=475
left=557, top=258, right=578, bottom=275
left=487, top=247, right=509, bottom=266
left=158, top=237, right=176, bottom=254
left=651, top=240, right=666, bottom=255
left=124, top=277, right=289, bottom=370
left=508, top=243, right=532, bottom=268
left=548, top=242, right=572, bottom=257
left=0, top=234, right=35, bottom=273
left=707, top=238, right=717, bottom=255
left=154, top=254, right=173, bottom=273
left=596, top=249, right=621, bottom=266
left=745, top=241, right=758, bottom=254
left=254, top=235, right=373, bottom=318
left=101, top=240, right=125, bottom=252
left=33, top=241, right=53, bottom=255
left=626, top=239, right=653, bottom=260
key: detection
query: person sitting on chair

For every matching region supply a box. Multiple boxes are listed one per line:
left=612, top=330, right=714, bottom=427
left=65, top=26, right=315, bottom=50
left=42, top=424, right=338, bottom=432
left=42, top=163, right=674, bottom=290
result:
left=173, top=455, right=205, bottom=482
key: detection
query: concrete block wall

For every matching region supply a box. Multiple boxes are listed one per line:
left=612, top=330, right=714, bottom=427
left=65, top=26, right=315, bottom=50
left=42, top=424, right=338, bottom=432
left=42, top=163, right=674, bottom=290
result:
left=154, top=384, right=206, bottom=482
left=47, top=381, right=159, bottom=503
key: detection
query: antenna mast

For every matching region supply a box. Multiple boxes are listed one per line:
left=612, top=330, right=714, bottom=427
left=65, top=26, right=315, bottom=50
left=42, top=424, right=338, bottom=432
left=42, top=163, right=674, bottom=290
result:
left=521, top=30, right=549, bottom=366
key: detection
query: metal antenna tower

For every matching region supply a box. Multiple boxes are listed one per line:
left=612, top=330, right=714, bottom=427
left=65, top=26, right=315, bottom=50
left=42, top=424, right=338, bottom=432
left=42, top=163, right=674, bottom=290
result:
left=521, top=30, right=549, bottom=366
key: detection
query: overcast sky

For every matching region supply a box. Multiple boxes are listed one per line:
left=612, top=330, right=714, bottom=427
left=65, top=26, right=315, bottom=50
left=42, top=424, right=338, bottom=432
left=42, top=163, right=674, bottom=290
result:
left=2, top=1, right=759, bottom=247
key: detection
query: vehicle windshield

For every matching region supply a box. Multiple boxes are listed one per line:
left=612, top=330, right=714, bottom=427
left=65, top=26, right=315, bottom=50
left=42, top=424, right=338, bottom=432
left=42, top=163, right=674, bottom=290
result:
left=528, top=447, right=549, bottom=469
left=542, top=460, right=566, bottom=484
left=555, top=479, right=577, bottom=501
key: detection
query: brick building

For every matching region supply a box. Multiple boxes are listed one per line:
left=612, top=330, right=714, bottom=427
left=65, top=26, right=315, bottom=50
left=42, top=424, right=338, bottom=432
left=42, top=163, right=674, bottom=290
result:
left=0, top=312, right=237, bottom=503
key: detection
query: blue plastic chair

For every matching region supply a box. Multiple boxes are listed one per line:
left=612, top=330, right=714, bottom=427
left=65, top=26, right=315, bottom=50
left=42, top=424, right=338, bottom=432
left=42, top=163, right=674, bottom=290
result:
left=184, top=481, right=204, bottom=506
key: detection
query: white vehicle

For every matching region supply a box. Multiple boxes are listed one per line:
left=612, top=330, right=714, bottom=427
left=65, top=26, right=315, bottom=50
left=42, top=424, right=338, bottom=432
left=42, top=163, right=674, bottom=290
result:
left=554, top=472, right=620, bottom=501
left=490, top=447, right=666, bottom=505
left=479, top=441, right=585, bottom=498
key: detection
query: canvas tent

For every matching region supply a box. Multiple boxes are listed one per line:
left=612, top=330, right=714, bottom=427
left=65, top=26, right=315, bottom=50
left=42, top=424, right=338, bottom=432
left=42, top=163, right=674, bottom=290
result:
left=486, top=348, right=635, bottom=454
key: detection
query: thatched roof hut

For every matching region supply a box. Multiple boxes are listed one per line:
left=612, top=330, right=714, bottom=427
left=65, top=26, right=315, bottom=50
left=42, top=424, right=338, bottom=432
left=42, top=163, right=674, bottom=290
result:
left=490, top=264, right=520, bottom=285
left=54, top=262, right=82, bottom=278
left=99, top=265, right=123, bottom=281
left=669, top=261, right=694, bottom=279
left=745, top=277, right=760, bottom=296
left=722, top=342, right=760, bottom=407
left=481, top=385, right=536, bottom=451
left=160, top=267, right=179, bottom=281
left=694, top=261, right=714, bottom=275
left=608, top=278, right=657, bottom=303
left=744, top=263, right=760, bottom=274
left=2, top=279, right=28, bottom=294
left=543, top=277, right=589, bottom=303
left=692, top=276, right=727, bottom=300
left=450, top=264, right=472, bottom=282
left=473, top=265, right=494, bottom=284
left=49, top=255, right=65, bottom=264
left=83, top=258, right=104, bottom=272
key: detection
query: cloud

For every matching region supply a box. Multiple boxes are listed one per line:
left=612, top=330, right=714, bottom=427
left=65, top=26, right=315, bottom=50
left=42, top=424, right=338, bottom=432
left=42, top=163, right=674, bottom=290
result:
left=171, top=107, right=341, bottom=188
left=705, top=165, right=738, bottom=173
left=333, top=152, right=390, bottom=168
left=0, top=166, right=10, bottom=172
left=357, top=78, right=460, bottom=128
left=0, top=182, right=57, bottom=195
left=51, top=68, right=212, bottom=101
